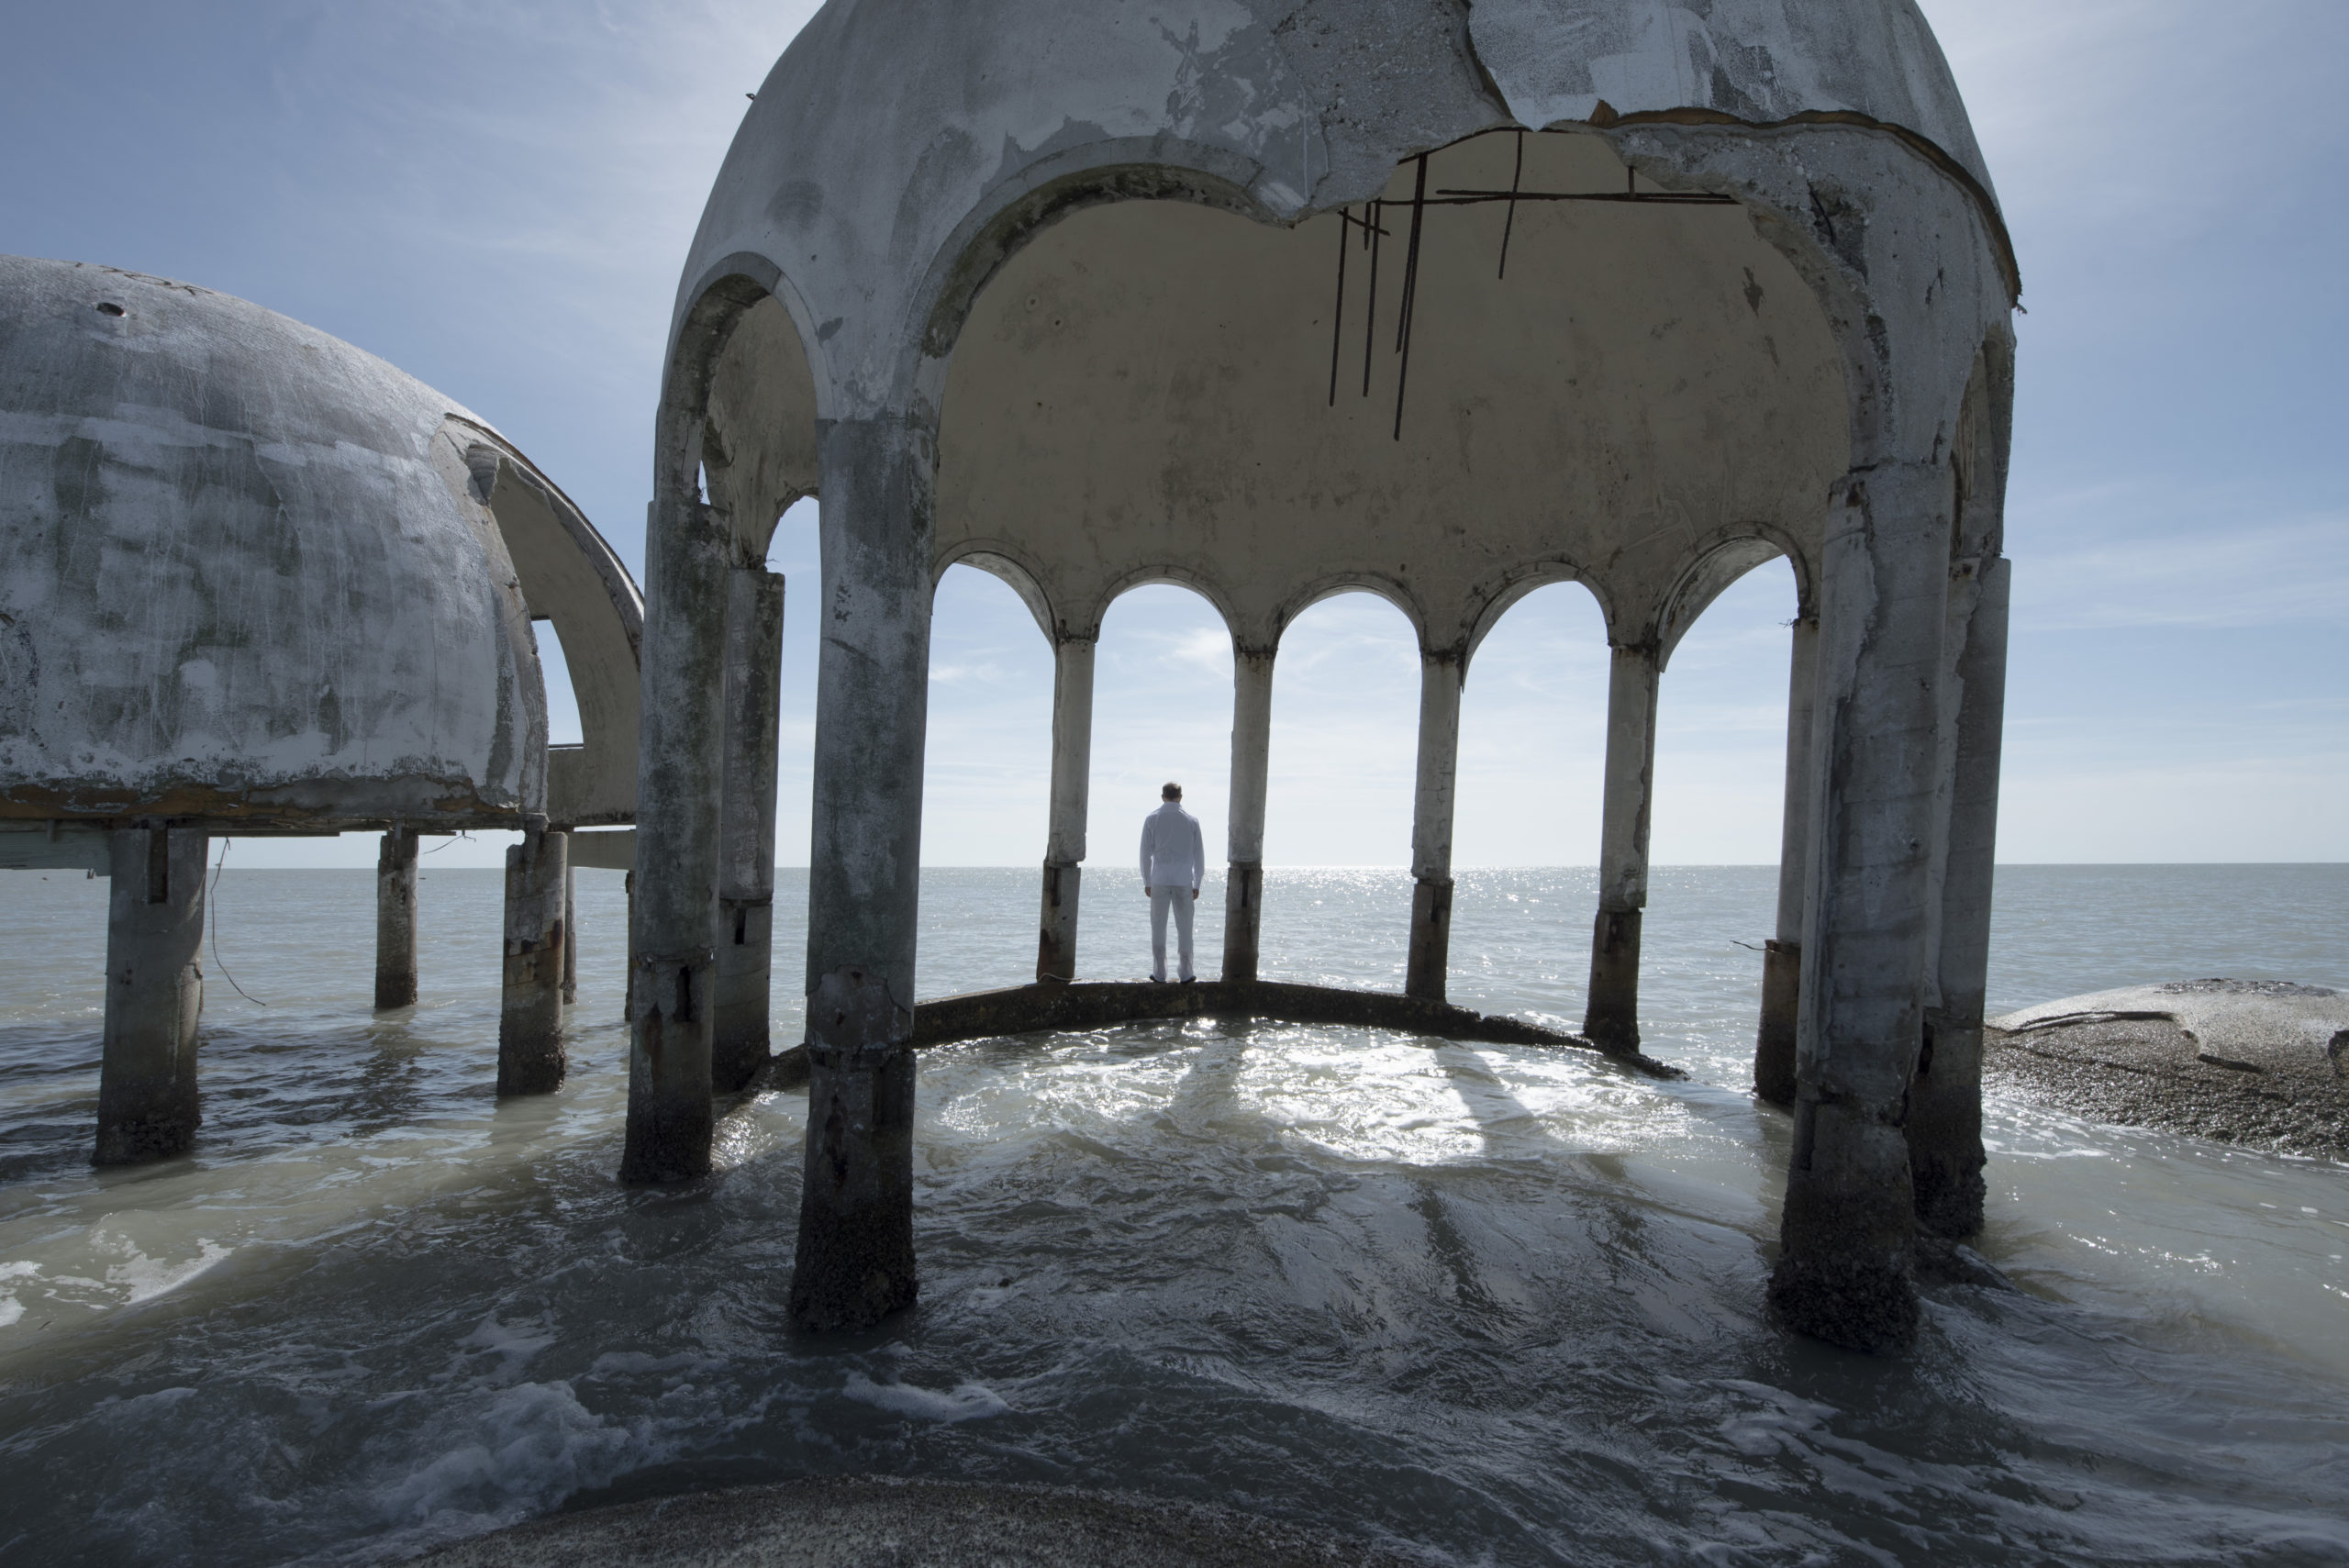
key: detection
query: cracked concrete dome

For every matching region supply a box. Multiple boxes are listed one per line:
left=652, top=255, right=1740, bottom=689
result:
left=0, top=255, right=641, bottom=832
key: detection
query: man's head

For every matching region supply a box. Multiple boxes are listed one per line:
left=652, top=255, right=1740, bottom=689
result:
left=1162, top=782, right=1182, bottom=803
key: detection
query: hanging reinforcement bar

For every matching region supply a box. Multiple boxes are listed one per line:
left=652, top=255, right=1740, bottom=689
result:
left=1392, top=153, right=1429, bottom=442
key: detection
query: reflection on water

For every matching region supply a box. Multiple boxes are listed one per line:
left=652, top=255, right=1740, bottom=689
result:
left=0, top=864, right=2343, bottom=1566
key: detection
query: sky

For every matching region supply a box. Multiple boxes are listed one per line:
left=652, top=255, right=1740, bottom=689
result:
left=3, top=0, right=2342, bottom=869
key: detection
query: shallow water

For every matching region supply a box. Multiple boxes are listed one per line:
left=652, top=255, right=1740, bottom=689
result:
left=0, top=862, right=2343, bottom=1566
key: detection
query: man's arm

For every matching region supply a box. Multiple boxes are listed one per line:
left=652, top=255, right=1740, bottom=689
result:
left=1140, top=815, right=1153, bottom=894
left=1188, top=815, right=1205, bottom=895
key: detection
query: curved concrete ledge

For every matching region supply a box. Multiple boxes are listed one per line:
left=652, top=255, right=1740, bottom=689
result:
left=768, top=980, right=1680, bottom=1084
left=1987, top=980, right=2349, bottom=1161
left=412, top=1474, right=1431, bottom=1567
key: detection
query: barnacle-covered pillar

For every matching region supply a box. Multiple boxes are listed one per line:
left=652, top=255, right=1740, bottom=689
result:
left=374, top=826, right=419, bottom=1010
left=1220, top=644, right=1275, bottom=984
left=1583, top=642, right=1660, bottom=1051
left=714, top=564, right=786, bottom=1092
left=789, top=410, right=932, bottom=1333
left=95, top=825, right=208, bottom=1164
left=1036, top=633, right=1096, bottom=983
left=1405, top=649, right=1464, bottom=1000
left=1754, top=614, right=1819, bottom=1105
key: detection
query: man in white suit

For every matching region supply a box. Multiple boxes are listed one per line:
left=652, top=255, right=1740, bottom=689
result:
left=1139, top=781, right=1206, bottom=984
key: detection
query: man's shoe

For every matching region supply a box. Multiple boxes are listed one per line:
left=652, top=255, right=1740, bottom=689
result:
left=1179, top=977, right=1197, bottom=985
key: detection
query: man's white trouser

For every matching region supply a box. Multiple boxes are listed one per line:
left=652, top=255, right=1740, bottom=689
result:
left=1150, top=884, right=1196, bottom=983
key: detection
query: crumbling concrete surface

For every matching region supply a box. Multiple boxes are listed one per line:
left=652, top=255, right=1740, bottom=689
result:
left=413, top=1474, right=1432, bottom=1568
left=1987, top=982, right=2349, bottom=1161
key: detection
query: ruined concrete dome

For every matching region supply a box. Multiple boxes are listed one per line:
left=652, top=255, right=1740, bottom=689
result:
left=0, top=255, right=640, bottom=831
left=679, top=0, right=2007, bottom=415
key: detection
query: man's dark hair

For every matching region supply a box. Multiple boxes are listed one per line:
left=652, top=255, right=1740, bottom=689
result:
left=1162, top=782, right=1182, bottom=801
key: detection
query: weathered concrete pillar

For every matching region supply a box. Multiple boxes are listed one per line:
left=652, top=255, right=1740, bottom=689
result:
left=620, top=868, right=637, bottom=1025
left=1220, top=644, right=1275, bottom=984
left=623, top=485, right=728, bottom=1183
left=1036, top=634, right=1096, bottom=983
left=1909, top=556, right=2009, bottom=1238
left=1405, top=650, right=1463, bottom=1000
left=95, top=825, right=208, bottom=1165
left=714, top=564, right=786, bottom=1092
left=560, top=847, right=577, bottom=1006
left=498, top=816, right=567, bottom=1095
left=374, top=826, right=418, bottom=1010
left=1769, top=462, right=1955, bottom=1351
left=1583, top=642, right=1661, bottom=1051
left=1754, top=614, right=1820, bottom=1105
left=789, top=412, right=931, bottom=1332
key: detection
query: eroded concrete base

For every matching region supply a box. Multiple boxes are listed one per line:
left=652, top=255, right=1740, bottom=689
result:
left=413, top=1475, right=1428, bottom=1568
left=759, top=980, right=1681, bottom=1087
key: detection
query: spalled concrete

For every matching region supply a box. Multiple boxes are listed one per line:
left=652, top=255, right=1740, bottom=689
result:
left=498, top=817, right=568, bottom=1096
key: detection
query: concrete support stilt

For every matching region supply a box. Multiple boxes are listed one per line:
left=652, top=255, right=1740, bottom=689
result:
left=1036, top=635, right=1096, bottom=983
left=1909, top=557, right=2009, bottom=1238
left=1755, top=615, right=1819, bottom=1105
left=1405, top=650, right=1463, bottom=1000
left=1220, top=645, right=1275, bottom=984
left=95, top=826, right=209, bottom=1164
left=374, top=827, right=418, bottom=1010
left=789, top=413, right=930, bottom=1332
left=715, top=564, right=786, bottom=1093
left=620, top=869, right=637, bottom=1025
left=1583, top=642, right=1660, bottom=1051
left=622, top=484, right=729, bottom=1184
left=561, top=847, right=577, bottom=1006
left=1768, top=462, right=1954, bottom=1351
left=498, top=816, right=568, bottom=1095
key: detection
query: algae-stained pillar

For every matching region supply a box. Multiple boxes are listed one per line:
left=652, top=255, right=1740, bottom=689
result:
left=789, top=411, right=931, bottom=1333
left=623, top=484, right=728, bottom=1183
left=1221, top=643, right=1275, bottom=983
left=1036, top=633, right=1096, bottom=983
left=498, top=816, right=568, bottom=1095
left=1909, top=556, right=2009, bottom=1237
left=1583, top=642, right=1661, bottom=1051
left=561, top=850, right=577, bottom=1006
left=95, top=825, right=208, bottom=1164
left=1768, top=462, right=1956, bottom=1351
left=1754, top=615, right=1820, bottom=1104
left=714, top=564, right=786, bottom=1092
left=374, top=826, right=419, bottom=1010
left=1405, top=649, right=1464, bottom=1000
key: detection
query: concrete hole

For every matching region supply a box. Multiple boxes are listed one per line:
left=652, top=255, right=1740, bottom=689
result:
left=95, top=302, right=125, bottom=317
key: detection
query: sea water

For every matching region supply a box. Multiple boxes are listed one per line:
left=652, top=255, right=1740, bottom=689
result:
left=0, top=863, right=2343, bottom=1566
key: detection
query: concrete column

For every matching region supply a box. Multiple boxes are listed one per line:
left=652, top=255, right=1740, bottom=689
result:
left=95, top=826, right=208, bottom=1165
left=561, top=846, right=577, bottom=1006
left=789, top=413, right=931, bottom=1333
left=620, top=869, right=637, bottom=1025
left=1220, top=645, right=1275, bottom=983
left=714, top=564, right=786, bottom=1092
left=1583, top=642, right=1661, bottom=1051
left=1909, top=557, right=2009, bottom=1238
left=1768, top=462, right=1955, bottom=1351
left=1036, top=634, right=1096, bottom=983
left=1405, top=650, right=1464, bottom=1000
left=1754, top=615, right=1820, bottom=1105
left=622, top=487, right=729, bottom=1183
left=498, top=816, right=567, bottom=1095
left=374, top=827, right=418, bottom=1010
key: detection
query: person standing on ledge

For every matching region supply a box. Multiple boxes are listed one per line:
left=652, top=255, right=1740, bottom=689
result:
left=1140, top=782, right=1205, bottom=984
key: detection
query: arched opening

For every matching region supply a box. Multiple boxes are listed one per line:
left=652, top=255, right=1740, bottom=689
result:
left=1086, top=583, right=1235, bottom=982
left=1447, top=578, right=1611, bottom=1018
left=1260, top=589, right=1421, bottom=988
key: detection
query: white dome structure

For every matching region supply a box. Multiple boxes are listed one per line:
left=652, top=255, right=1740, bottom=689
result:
left=627, top=0, right=2018, bottom=1351
left=0, top=255, right=650, bottom=1165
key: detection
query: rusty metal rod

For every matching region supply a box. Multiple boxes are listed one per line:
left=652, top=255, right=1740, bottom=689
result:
left=1392, top=154, right=1428, bottom=441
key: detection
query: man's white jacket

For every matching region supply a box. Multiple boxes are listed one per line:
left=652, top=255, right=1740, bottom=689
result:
left=1139, top=802, right=1206, bottom=892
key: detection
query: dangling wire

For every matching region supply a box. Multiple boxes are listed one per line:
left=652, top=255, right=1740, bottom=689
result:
left=207, top=839, right=266, bottom=1006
